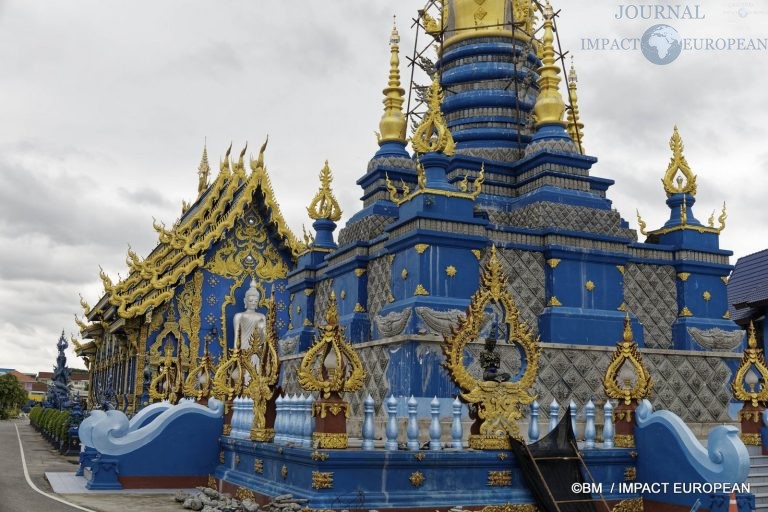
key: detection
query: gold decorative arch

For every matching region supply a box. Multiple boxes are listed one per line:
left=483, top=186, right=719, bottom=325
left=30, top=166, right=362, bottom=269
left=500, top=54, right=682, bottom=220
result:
left=603, top=315, right=652, bottom=405
left=443, top=246, right=540, bottom=448
left=297, top=292, right=365, bottom=398
left=733, top=322, right=768, bottom=407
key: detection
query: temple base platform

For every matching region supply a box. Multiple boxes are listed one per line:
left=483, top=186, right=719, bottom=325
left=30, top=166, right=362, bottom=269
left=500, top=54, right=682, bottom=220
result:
left=213, top=437, right=638, bottom=510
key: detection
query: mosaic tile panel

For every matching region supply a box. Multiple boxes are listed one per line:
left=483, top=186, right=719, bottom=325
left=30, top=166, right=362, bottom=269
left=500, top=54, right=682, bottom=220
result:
left=624, top=263, right=677, bottom=349
left=487, top=202, right=635, bottom=240
left=337, top=214, right=393, bottom=246
left=366, top=257, right=392, bottom=328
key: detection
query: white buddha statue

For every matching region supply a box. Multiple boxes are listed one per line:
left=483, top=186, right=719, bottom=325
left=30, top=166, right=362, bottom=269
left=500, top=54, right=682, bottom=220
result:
left=233, top=279, right=266, bottom=355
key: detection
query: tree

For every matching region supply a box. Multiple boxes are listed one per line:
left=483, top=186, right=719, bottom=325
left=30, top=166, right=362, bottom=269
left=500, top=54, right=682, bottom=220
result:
left=0, top=374, right=28, bottom=420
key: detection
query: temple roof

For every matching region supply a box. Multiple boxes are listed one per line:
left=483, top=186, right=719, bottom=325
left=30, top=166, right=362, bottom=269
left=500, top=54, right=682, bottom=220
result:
left=94, top=140, right=302, bottom=321
left=729, top=248, right=768, bottom=322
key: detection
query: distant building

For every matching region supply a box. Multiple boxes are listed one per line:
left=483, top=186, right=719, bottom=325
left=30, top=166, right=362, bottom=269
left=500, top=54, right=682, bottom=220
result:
left=729, top=248, right=768, bottom=347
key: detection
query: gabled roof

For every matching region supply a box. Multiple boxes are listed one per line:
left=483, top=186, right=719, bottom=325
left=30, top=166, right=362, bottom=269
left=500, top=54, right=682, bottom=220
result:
left=729, top=248, right=768, bottom=321
left=94, top=141, right=304, bottom=320
left=9, top=370, right=35, bottom=383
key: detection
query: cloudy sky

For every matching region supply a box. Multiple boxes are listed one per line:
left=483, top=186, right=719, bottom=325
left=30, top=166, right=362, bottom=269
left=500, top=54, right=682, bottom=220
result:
left=1, top=0, right=766, bottom=374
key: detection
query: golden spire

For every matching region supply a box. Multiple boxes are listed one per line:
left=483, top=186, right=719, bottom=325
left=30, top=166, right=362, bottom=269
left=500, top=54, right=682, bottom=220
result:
left=412, top=74, right=455, bottom=156
left=661, top=126, right=697, bottom=197
left=377, top=18, right=407, bottom=145
left=197, top=140, right=210, bottom=195
left=566, top=57, right=585, bottom=153
left=307, top=160, right=342, bottom=221
left=533, top=1, right=566, bottom=129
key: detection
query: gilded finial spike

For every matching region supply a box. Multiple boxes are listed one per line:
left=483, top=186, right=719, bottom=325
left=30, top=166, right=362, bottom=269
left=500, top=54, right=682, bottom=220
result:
left=377, top=17, right=406, bottom=144
left=412, top=74, right=455, bottom=156
left=662, top=126, right=697, bottom=197
left=307, top=160, right=342, bottom=222
left=220, top=142, right=233, bottom=175
left=533, top=1, right=566, bottom=129
left=565, top=57, right=585, bottom=153
left=197, top=140, right=211, bottom=195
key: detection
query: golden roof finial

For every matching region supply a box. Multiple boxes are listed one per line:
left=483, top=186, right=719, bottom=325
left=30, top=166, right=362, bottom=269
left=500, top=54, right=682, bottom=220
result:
left=220, top=142, right=232, bottom=176
left=197, top=139, right=210, bottom=195
left=412, top=74, right=455, bottom=156
left=533, top=1, right=566, bottom=129
left=661, top=126, right=697, bottom=197
left=254, top=135, right=268, bottom=170
left=78, top=293, right=90, bottom=316
left=233, top=142, right=248, bottom=178
left=376, top=17, right=407, bottom=145
left=566, top=57, right=585, bottom=153
left=307, top=160, right=342, bottom=222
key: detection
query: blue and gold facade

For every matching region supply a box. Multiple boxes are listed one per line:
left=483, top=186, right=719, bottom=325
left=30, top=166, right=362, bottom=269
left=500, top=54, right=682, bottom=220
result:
left=76, top=0, right=743, bottom=426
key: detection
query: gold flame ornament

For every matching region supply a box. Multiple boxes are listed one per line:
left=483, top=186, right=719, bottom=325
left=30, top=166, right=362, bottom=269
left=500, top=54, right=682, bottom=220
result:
left=184, top=331, right=217, bottom=401
left=411, top=74, right=455, bottom=156
left=733, top=322, right=768, bottom=408
left=307, top=161, right=342, bottom=222
left=149, top=341, right=184, bottom=404
left=248, top=297, right=281, bottom=441
left=662, top=126, right=697, bottom=197
left=533, top=1, right=566, bottom=129
left=443, top=246, right=540, bottom=448
left=297, top=292, right=365, bottom=398
left=603, top=315, right=653, bottom=405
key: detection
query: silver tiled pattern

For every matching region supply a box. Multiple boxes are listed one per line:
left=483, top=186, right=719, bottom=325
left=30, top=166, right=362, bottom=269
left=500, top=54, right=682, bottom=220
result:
left=624, top=263, right=677, bottom=349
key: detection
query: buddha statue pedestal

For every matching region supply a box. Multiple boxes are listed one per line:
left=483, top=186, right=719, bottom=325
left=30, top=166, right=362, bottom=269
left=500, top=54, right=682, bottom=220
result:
left=312, top=393, right=350, bottom=449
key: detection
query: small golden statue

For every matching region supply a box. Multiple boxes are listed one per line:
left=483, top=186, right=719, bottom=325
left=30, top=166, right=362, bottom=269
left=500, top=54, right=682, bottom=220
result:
left=149, top=341, right=184, bottom=404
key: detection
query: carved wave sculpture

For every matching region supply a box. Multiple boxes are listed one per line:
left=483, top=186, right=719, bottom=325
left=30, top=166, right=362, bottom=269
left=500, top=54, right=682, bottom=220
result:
left=634, top=399, right=749, bottom=508
left=687, top=327, right=745, bottom=351
left=89, top=398, right=223, bottom=456
left=375, top=308, right=411, bottom=337
left=83, top=398, right=225, bottom=489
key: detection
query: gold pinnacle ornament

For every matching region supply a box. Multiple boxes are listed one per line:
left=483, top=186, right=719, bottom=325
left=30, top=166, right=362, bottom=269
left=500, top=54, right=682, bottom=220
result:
left=376, top=20, right=407, bottom=145
left=566, top=57, right=585, bottom=154
left=307, top=161, right=342, bottom=222
left=661, top=126, right=697, bottom=197
left=533, top=1, right=566, bottom=129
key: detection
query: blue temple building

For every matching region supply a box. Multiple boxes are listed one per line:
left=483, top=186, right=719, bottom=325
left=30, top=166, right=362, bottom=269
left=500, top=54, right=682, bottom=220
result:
left=75, top=0, right=744, bottom=433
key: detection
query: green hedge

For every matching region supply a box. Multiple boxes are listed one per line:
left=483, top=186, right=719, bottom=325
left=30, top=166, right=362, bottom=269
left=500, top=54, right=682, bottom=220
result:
left=29, top=407, right=71, bottom=441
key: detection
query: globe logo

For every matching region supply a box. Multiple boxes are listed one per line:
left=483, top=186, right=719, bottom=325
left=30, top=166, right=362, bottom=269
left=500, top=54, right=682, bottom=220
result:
left=641, top=24, right=682, bottom=65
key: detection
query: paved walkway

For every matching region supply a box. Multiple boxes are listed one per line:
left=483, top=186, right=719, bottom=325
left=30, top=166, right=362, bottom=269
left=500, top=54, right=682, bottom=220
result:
left=0, top=419, right=186, bottom=512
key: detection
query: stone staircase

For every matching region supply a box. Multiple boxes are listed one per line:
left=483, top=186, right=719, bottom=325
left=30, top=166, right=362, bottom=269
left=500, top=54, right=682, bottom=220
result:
left=749, top=454, right=768, bottom=510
